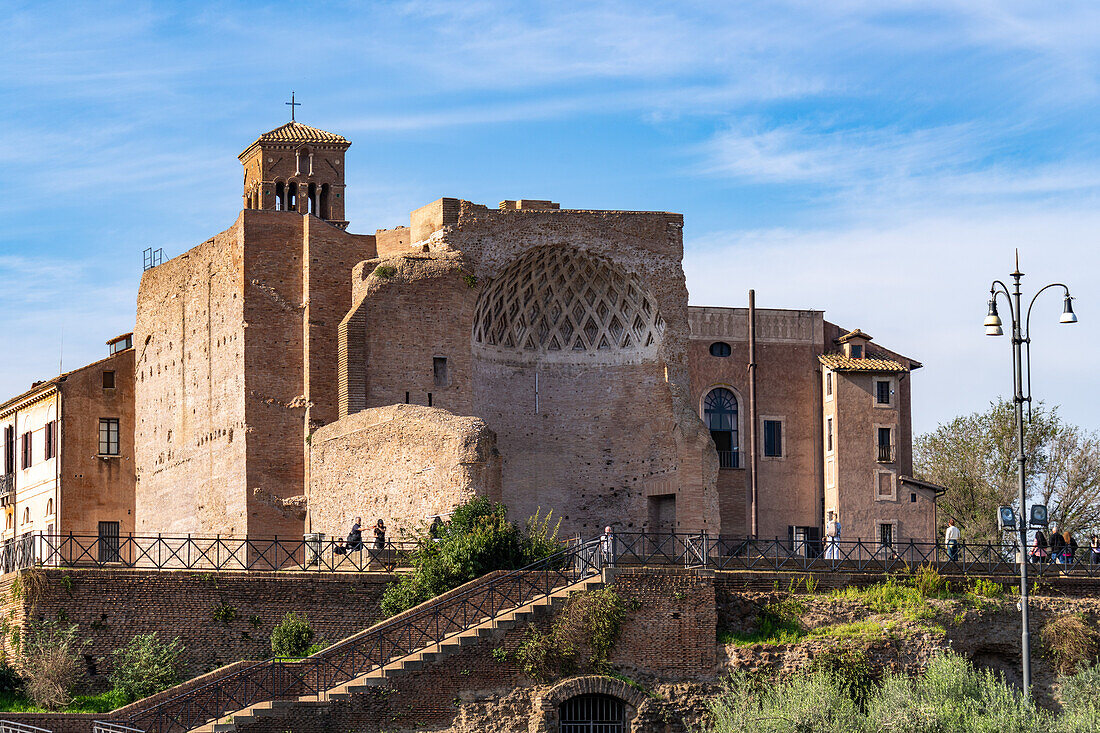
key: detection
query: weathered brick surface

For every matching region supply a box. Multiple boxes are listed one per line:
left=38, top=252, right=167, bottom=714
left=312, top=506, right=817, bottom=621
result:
left=0, top=568, right=392, bottom=684
left=309, top=404, right=502, bottom=538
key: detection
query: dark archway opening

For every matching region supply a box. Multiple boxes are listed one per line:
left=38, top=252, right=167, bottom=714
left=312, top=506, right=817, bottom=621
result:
left=559, top=694, right=626, bottom=733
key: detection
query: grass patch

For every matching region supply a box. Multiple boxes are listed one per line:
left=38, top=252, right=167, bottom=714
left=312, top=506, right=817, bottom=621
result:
left=720, top=598, right=806, bottom=646
left=809, top=619, right=895, bottom=641
left=0, top=688, right=129, bottom=714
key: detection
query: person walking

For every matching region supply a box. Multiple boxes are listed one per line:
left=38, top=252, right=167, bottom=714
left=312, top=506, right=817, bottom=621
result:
left=824, top=511, right=841, bottom=561
left=1090, top=535, right=1100, bottom=565
left=601, top=526, right=616, bottom=568
left=372, top=519, right=386, bottom=550
left=944, top=519, right=961, bottom=563
left=1050, top=527, right=1066, bottom=565
left=1030, top=530, right=1049, bottom=564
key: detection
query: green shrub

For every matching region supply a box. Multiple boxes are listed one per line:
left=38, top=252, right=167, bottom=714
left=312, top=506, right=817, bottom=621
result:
left=1041, top=613, right=1099, bottom=674
left=373, top=264, right=397, bottom=278
left=270, top=612, right=315, bottom=658
left=911, top=564, right=949, bottom=597
left=516, top=588, right=625, bottom=679
left=0, top=663, right=22, bottom=694
left=970, top=577, right=1005, bottom=599
left=109, top=633, right=184, bottom=703
left=720, top=597, right=805, bottom=646
left=707, top=668, right=863, bottom=732
left=380, top=498, right=560, bottom=617
left=211, top=604, right=237, bottom=623
left=809, top=647, right=876, bottom=712
left=1057, top=661, right=1100, bottom=731
left=19, top=621, right=88, bottom=710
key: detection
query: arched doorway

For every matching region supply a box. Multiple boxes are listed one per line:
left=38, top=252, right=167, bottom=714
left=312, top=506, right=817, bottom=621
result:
left=559, top=693, right=626, bottom=732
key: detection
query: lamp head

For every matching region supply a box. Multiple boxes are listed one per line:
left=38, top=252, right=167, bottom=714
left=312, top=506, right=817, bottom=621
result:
left=984, top=298, right=1003, bottom=328
left=1060, top=295, right=1077, bottom=324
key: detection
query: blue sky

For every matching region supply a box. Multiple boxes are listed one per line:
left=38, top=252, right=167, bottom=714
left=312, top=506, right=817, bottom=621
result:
left=1, top=0, right=1098, bottom=434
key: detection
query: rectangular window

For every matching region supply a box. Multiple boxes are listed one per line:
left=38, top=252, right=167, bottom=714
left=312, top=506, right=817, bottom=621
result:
left=876, top=380, right=891, bottom=405
left=826, top=418, right=834, bottom=453
left=432, top=357, right=448, bottom=387
left=21, top=432, right=32, bottom=469
left=763, top=420, right=782, bottom=457
left=3, top=426, right=13, bottom=474
left=44, top=421, right=55, bottom=460
left=877, top=471, right=895, bottom=499
left=98, top=418, right=120, bottom=456
left=98, top=521, right=121, bottom=563
left=877, top=427, right=893, bottom=462
left=850, top=344, right=863, bottom=359
left=102, top=371, right=116, bottom=389
left=825, top=372, right=833, bottom=397
left=879, top=522, right=893, bottom=548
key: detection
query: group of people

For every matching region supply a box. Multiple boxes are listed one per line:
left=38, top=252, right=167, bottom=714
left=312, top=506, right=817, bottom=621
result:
left=1030, top=528, right=1100, bottom=566
left=333, top=517, right=387, bottom=555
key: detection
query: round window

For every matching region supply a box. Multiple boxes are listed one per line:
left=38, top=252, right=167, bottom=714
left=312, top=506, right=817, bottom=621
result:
left=709, top=341, right=732, bottom=357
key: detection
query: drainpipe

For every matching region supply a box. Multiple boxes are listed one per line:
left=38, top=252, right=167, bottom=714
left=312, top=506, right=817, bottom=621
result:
left=748, top=290, right=759, bottom=538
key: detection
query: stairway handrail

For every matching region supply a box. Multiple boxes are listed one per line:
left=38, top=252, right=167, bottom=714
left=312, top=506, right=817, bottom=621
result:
left=125, top=536, right=603, bottom=733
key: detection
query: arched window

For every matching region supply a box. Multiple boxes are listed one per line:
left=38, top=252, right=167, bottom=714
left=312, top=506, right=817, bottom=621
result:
left=709, top=341, right=732, bottom=357
left=45, top=499, right=53, bottom=516
left=5, top=512, right=12, bottom=530
left=275, top=181, right=286, bottom=211
left=320, top=183, right=330, bottom=220
left=559, top=694, right=626, bottom=733
left=22, top=507, right=29, bottom=525
left=704, top=388, right=739, bottom=468
left=307, top=182, right=317, bottom=215
left=288, top=181, right=298, bottom=211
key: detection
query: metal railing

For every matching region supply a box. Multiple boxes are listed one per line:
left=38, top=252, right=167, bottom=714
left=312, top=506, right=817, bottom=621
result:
left=0, top=474, right=13, bottom=495
left=93, top=723, right=144, bottom=733
left=0, top=722, right=53, bottom=733
left=123, top=538, right=604, bottom=733
left=0, top=533, right=418, bottom=575
left=716, top=450, right=739, bottom=469
left=876, top=444, right=895, bottom=463
left=600, top=531, right=1100, bottom=578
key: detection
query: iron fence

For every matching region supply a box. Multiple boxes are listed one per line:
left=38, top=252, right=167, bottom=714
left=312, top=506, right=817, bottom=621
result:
left=0, top=722, right=52, bottom=733
left=603, top=531, right=1100, bottom=577
left=124, top=538, right=604, bottom=733
left=0, top=533, right=418, bottom=575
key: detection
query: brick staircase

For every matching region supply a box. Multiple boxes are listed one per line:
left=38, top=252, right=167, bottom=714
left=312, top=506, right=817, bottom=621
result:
left=113, top=539, right=604, bottom=733
left=197, top=574, right=604, bottom=733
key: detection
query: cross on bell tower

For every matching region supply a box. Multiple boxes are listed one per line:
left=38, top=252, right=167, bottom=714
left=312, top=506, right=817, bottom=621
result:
left=285, top=92, right=300, bottom=121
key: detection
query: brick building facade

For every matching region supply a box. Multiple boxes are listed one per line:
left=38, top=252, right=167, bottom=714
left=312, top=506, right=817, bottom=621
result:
left=120, top=118, right=932, bottom=548
left=0, top=334, right=136, bottom=555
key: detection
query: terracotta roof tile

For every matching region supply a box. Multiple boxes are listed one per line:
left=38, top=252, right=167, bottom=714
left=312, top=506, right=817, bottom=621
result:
left=257, top=122, right=348, bottom=144
left=818, top=353, right=909, bottom=372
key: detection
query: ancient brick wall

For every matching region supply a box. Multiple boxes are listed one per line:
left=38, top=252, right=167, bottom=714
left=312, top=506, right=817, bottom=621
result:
left=134, top=219, right=248, bottom=535
left=308, top=404, right=501, bottom=539
left=0, top=568, right=392, bottom=685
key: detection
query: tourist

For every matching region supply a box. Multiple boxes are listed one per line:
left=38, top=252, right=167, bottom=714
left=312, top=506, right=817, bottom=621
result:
left=1091, top=535, right=1100, bottom=565
left=428, top=515, right=445, bottom=541
left=1030, top=530, right=1049, bottom=564
left=601, top=526, right=616, bottom=568
left=373, top=519, right=386, bottom=550
left=346, top=516, right=363, bottom=553
left=1050, top=526, right=1065, bottom=565
left=1062, top=530, right=1077, bottom=566
left=944, top=519, right=961, bottom=562
left=824, top=511, right=841, bottom=560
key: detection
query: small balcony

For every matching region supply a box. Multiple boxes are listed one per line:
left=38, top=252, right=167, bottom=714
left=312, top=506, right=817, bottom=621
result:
left=0, top=474, right=12, bottom=506
left=877, top=444, right=895, bottom=463
left=717, top=450, right=740, bottom=469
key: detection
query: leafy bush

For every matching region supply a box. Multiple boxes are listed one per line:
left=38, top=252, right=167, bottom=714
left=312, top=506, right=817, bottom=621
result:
left=911, top=564, right=948, bottom=597
left=809, top=647, right=876, bottom=711
left=707, top=667, right=863, bottom=732
left=380, top=498, right=560, bottom=617
left=271, top=612, right=315, bottom=658
left=970, top=577, right=1005, bottom=599
left=721, top=597, right=805, bottom=646
left=1058, top=661, right=1100, bottom=731
left=19, top=621, right=87, bottom=710
left=211, top=604, right=237, bottom=623
left=109, top=633, right=184, bottom=703
left=373, top=264, right=397, bottom=278
left=0, top=663, right=22, bottom=694
left=516, top=588, right=625, bottom=679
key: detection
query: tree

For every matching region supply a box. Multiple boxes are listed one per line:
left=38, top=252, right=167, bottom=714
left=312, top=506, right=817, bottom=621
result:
left=109, top=633, right=184, bottom=702
left=916, top=400, right=1100, bottom=543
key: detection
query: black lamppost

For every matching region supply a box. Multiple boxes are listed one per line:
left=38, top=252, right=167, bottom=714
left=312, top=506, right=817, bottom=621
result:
left=984, top=253, right=1077, bottom=693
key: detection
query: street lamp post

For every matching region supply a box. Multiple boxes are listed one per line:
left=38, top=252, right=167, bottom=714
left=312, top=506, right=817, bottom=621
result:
left=984, top=252, right=1077, bottom=694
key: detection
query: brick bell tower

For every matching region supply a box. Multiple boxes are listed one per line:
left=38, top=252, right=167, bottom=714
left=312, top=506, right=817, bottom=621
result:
left=238, top=106, right=352, bottom=229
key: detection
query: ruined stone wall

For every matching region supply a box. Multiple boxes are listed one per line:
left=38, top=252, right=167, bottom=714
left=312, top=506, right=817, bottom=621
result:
left=59, top=348, right=136, bottom=536
left=687, top=307, right=825, bottom=539
left=134, top=219, right=248, bottom=535
left=308, top=404, right=501, bottom=539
